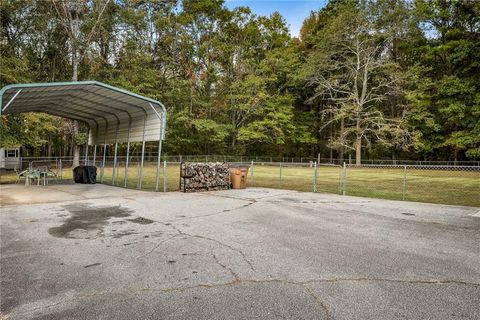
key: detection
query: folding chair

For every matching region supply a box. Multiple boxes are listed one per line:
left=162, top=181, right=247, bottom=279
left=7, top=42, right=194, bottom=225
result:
left=14, top=167, right=27, bottom=184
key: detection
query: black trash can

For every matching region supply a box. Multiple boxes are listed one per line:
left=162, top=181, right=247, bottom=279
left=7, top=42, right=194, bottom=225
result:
left=73, top=166, right=97, bottom=184
left=73, top=166, right=84, bottom=183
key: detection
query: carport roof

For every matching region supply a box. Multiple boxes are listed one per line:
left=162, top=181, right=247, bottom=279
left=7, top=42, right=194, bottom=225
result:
left=0, top=81, right=166, bottom=145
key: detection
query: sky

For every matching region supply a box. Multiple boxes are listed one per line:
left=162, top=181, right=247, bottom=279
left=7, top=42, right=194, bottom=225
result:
left=224, top=0, right=327, bottom=37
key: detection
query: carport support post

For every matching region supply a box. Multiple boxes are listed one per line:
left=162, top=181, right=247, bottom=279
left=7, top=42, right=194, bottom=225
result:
left=124, top=145, right=130, bottom=187
left=84, top=128, right=91, bottom=165
left=112, top=121, right=120, bottom=186
left=139, top=141, right=146, bottom=189
left=154, top=105, right=164, bottom=192
left=59, top=159, right=62, bottom=180
left=93, top=145, right=97, bottom=166
left=313, top=161, right=318, bottom=193
left=155, top=134, right=163, bottom=192
left=112, top=142, right=118, bottom=185
left=138, top=115, right=147, bottom=189
left=342, top=162, right=346, bottom=195
left=84, top=142, right=89, bottom=165
left=124, top=118, right=132, bottom=188
left=101, top=123, right=108, bottom=183
left=101, top=144, right=107, bottom=183
left=402, top=165, right=407, bottom=201
left=163, top=160, right=167, bottom=192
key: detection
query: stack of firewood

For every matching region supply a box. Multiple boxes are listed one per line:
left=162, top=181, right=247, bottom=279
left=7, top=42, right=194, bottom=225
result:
left=180, top=162, right=230, bottom=192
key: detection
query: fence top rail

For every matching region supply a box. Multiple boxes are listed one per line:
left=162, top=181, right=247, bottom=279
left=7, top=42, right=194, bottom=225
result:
left=17, top=156, right=480, bottom=168
left=346, top=164, right=480, bottom=170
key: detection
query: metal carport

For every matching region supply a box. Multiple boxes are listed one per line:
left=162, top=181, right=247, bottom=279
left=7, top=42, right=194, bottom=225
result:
left=0, top=81, right=166, bottom=191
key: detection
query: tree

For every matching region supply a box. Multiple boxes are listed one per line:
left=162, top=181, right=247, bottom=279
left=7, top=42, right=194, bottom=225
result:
left=2, top=0, right=479, bottom=162
left=51, top=0, right=110, bottom=167
left=407, top=0, right=480, bottom=161
left=303, top=5, right=408, bottom=164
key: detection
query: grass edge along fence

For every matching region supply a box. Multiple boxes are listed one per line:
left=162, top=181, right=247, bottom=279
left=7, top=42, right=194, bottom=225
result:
left=0, top=157, right=478, bottom=207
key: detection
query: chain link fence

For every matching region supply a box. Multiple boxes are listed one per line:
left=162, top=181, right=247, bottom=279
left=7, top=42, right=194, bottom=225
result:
left=1, top=156, right=478, bottom=207
left=246, top=162, right=479, bottom=207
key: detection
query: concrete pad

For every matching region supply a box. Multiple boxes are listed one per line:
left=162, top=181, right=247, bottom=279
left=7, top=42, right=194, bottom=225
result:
left=1, top=185, right=479, bottom=319
left=0, top=183, right=149, bottom=206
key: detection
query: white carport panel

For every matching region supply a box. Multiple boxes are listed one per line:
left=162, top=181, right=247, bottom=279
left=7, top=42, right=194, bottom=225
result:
left=0, top=81, right=166, bottom=145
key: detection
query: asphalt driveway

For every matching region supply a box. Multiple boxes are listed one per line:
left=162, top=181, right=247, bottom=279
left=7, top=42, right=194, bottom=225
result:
left=1, top=184, right=479, bottom=319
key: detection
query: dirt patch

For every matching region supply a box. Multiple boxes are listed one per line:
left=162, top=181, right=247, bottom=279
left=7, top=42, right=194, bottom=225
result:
left=48, top=203, right=134, bottom=239
left=280, top=197, right=301, bottom=203
left=0, top=194, right=16, bottom=206
left=128, top=217, right=154, bottom=224
left=112, top=230, right=138, bottom=238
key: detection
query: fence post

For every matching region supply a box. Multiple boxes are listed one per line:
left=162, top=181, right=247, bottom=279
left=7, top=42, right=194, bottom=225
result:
left=250, top=160, right=254, bottom=186
left=313, top=161, right=318, bottom=193
left=59, top=159, right=62, bottom=180
left=279, top=162, right=282, bottom=183
left=342, top=162, right=346, bottom=195
left=163, top=160, right=167, bottom=192
left=402, top=165, right=407, bottom=201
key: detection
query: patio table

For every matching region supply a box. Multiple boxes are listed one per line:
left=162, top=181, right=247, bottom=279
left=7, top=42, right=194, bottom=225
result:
left=25, top=170, right=40, bottom=186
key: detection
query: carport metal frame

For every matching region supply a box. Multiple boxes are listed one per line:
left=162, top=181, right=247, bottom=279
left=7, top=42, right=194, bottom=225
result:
left=0, top=81, right=167, bottom=191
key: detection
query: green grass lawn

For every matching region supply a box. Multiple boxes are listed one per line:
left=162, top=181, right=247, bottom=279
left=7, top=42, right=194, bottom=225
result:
left=1, top=163, right=478, bottom=207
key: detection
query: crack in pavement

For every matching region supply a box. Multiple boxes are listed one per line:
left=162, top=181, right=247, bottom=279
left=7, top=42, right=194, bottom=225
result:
left=159, top=221, right=255, bottom=272
left=162, top=200, right=257, bottom=223
left=134, top=234, right=180, bottom=259
left=198, top=190, right=299, bottom=202
left=211, top=252, right=240, bottom=282
left=159, top=277, right=480, bottom=295
left=8, top=276, right=478, bottom=318
left=268, top=200, right=372, bottom=204
left=302, top=277, right=480, bottom=286
left=303, top=284, right=332, bottom=320
left=34, top=276, right=480, bottom=297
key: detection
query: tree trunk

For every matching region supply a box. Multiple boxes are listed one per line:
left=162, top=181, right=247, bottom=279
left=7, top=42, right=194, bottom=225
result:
left=189, top=86, right=193, bottom=114
left=47, top=137, right=52, bottom=157
left=329, top=120, right=333, bottom=163
left=71, top=46, right=80, bottom=168
left=339, top=118, right=344, bottom=163
left=355, top=135, right=361, bottom=165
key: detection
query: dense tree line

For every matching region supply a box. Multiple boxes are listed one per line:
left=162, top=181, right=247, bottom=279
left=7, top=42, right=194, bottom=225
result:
left=1, top=0, right=479, bottom=163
